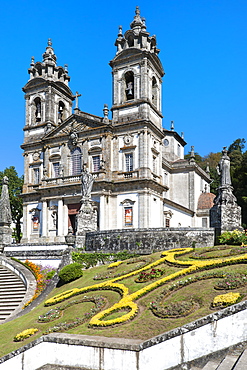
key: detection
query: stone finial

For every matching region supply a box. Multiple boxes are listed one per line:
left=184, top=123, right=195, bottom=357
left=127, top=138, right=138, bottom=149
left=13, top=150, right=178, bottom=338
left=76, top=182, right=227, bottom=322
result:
left=48, top=38, right=52, bottom=46
left=118, top=25, right=123, bottom=37
left=130, top=6, right=144, bottom=29
left=103, top=104, right=109, bottom=124
left=189, top=145, right=196, bottom=164
left=0, top=176, right=12, bottom=227
left=206, top=162, right=210, bottom=175
left=30, top=56, right=35, bottom=66
left=170, top=121, right=174, bottom=131
left=181, top=132, right=184, bottom=139
left=64, top=64, right=68, bottom=73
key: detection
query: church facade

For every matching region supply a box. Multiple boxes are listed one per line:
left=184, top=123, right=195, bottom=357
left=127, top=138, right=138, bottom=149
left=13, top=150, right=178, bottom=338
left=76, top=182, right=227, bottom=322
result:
left=21, top=7, right=212, bottom=243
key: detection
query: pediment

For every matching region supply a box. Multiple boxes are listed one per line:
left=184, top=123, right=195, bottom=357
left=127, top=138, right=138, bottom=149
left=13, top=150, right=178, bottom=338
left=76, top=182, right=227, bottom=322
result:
left=42, top=116, right=91, bottom=140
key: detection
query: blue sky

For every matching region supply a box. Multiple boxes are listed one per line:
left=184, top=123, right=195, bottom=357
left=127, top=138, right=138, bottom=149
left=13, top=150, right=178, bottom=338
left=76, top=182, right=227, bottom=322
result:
left=1, top=0, right=247, bottom=175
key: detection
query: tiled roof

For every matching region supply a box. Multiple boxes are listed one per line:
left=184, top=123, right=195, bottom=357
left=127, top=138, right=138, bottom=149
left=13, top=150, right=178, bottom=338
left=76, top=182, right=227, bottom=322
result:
left=197, top=192, right=215, bottom=210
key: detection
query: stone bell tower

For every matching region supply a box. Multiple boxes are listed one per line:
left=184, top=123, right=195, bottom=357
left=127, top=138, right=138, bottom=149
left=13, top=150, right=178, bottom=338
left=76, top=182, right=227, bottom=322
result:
left=110, top=7, right=164, bottom=129
left=22, top=39, right=74, bottom=138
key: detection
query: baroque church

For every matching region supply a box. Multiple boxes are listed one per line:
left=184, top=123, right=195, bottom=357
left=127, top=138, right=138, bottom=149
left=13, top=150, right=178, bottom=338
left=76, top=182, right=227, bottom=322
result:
left=21, top=7, right=212, bottom=244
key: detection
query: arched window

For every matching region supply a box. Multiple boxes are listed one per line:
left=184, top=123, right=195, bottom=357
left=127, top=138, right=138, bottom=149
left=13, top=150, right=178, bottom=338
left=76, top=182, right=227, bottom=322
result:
left=152, top=77, right=158, bottom=107
left=34, top=97, right=42, bottom=122
left=36, top=63, right=42, bottom=76
left=125, top=71, right=134, bottom=100
left=70, top=147, right=82, bottom=176
left=58, top=101, right=65, bottom=123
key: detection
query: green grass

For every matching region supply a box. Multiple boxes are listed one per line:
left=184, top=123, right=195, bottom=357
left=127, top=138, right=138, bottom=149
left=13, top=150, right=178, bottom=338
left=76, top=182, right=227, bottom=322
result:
left=1, top=246, right=247, bottom=357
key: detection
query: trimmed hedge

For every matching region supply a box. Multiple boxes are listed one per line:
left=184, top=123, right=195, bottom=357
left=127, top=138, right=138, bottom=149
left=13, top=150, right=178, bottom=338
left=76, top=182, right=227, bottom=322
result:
left=58, top=263, right=83, bottom=283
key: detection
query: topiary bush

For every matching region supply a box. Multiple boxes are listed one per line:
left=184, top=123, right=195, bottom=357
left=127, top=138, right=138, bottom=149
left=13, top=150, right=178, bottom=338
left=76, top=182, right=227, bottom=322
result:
left=58, top=263, right=83, bottom=283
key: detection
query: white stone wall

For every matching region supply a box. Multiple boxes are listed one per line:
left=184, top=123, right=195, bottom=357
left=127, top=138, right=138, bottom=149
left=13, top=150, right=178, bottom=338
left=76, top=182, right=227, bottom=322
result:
left=2, top=303, right=247, bottom=370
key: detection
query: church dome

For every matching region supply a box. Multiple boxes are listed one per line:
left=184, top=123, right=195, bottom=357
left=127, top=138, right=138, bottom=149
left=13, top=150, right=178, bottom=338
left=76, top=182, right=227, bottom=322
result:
left=197, top=192, right=215, bottom=210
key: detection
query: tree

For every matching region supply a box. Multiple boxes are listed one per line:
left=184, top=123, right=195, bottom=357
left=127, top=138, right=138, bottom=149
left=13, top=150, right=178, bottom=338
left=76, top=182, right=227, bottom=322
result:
left=0, top=167, right=23, bottom=242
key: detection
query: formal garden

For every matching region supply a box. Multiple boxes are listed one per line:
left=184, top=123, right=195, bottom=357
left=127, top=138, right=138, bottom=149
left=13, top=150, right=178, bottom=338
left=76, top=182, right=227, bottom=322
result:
left=0, top=230, right=247, bottom=358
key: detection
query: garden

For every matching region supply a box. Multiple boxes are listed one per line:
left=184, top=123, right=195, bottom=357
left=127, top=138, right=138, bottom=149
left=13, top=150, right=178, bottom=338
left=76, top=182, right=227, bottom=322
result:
left=0, top=230, right=247, bottom=357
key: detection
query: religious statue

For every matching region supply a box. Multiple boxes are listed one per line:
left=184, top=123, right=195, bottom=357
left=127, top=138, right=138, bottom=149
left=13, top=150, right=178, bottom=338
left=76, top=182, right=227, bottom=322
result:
left=81, top=164, right=94, bottom=199
left=217, top=147, right=232, bottom=187
left=126, top=81, right=134, bottom=98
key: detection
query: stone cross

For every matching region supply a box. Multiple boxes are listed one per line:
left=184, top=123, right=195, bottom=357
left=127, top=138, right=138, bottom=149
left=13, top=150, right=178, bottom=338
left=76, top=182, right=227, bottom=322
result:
left=75, top=91, right=82, bottom=109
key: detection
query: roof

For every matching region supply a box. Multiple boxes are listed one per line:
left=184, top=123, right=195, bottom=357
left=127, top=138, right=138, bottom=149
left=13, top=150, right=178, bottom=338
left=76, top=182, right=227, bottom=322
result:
left=197, top=192, right=215, bottom=210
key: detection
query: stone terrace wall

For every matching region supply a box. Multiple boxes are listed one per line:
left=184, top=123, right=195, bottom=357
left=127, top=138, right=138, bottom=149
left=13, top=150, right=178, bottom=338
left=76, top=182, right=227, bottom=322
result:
left=85, top=227, right=215, bottom=253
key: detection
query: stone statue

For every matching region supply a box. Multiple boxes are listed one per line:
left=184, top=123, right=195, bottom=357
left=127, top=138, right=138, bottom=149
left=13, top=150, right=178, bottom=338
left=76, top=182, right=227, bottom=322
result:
left=81, top=164, right=94, bottom=199
left=217, top=147, right=231, bottom=187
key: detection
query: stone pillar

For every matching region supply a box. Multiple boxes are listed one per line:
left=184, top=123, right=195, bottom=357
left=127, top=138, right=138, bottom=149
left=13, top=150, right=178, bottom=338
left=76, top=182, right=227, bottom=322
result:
left=41, top=200, right=48, bottom=238
left=210, top=148, right=242, bottom=238
left=76, top=199, right=97, bottom=248
left=0, top=177, right=12, bottom=251
left=57, top=198, right=64, bottom=237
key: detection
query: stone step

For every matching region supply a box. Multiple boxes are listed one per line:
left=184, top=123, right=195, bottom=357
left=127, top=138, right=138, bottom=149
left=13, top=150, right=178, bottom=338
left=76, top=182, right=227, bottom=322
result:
left=217, top=355, right=238, bottom=369
left=201, top=361, right=221, bottom=369
left=234, top=349, right=247, bottom=369
left=0, top=264, right=27, bottom=321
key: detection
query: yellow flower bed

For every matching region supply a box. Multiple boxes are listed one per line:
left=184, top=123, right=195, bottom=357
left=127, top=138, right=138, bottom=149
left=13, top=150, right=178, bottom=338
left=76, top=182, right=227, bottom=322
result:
left=212, top=292, right=241, bottom=307
left=108, top=261, right=123, bottom=269
left=14, top=328, right=38, bottom=342
left=44, top=247, right=247, bottom=327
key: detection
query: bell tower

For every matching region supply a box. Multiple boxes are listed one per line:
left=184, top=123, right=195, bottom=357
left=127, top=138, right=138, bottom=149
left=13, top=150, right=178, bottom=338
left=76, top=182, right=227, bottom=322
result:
left=110, top=7, right=164, bottom=129
left=22, top=39, right=74, bottom=139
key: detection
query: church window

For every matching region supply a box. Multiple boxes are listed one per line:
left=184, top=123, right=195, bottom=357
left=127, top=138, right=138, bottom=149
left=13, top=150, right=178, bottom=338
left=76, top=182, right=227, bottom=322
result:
left=124, top=207, right=133, bottom=226
left=165, top=218, right=170, bottom=228
left=152, top=77, right=158, bottom=107
left=70, top=147, right=82, bottom=176
left=202, top=218, right=208, bottom=227
left=125, top=71, right=134, bottom=100
left=92, top=155, right=101, bottom=172
left=33, top=168, right=40, bottom=184
left=125, top=153, right=133, bottom=172
left=34, top=97, right=42, bottom=122
left=53, top=162, right=60, bottom=178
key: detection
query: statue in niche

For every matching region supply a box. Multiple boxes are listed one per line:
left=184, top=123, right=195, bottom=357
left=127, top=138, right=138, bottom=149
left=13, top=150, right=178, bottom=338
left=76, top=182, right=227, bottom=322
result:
left=35, top=101, right=41, bottom=121
left=126, top=81, right=134, bottom=99
left=81, top=164, right=94, bottom=199
left=217, top=147, right=231, bottom=187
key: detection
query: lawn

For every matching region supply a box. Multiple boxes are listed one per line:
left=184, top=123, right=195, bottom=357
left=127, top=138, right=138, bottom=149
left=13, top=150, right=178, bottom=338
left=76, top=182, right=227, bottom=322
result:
left=0, top=245, right=247, bottom=358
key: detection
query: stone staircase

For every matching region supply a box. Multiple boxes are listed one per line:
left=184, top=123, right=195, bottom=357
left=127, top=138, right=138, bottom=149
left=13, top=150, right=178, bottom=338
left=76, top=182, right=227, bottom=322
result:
left=188, top=343, right=247, bottom=370
left=0, top=264, right=26, bottom=321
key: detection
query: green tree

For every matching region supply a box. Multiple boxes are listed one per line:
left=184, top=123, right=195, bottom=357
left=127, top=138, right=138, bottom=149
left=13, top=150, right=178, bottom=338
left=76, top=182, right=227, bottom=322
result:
left=0, top=167, right=23, bottom=242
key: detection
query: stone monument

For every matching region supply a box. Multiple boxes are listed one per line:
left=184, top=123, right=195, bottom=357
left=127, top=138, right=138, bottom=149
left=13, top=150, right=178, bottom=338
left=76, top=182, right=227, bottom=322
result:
left=210, top=147, right=242, bottom=237
left=75, top=165, right=97, bottom=248
left=0, top=177, right=12, bottom=251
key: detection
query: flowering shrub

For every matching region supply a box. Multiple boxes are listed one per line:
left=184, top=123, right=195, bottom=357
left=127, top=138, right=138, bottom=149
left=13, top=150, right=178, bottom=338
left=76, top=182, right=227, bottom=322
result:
left=108, top=261, right=123, bottom=269
left=135, top=268, right=164, bottom=282
left=23, top=261, right=56, bottom=308
left=150, top=300, right=196, bottom=318
left=215, top=273, right=247, bottom=290
left=218, top=230, right=247, bottom=245
left=212, top=292, right=241, bottom=307
left=14, top=328, right=38, bottom=342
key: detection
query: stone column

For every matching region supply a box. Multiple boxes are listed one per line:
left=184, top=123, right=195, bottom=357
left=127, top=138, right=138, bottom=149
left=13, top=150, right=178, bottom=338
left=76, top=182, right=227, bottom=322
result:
left=41, top=200, right=47, bottom=238
left=57, top=199, right=64, bottom=237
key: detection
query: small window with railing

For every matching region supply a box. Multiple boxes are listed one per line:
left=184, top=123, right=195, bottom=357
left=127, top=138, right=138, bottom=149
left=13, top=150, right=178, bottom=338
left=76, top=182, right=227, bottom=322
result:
left=125, top=153, right=133, bottom=172
left=70, top=147, right=82, bottom=176
left=92, top=155, right=101, bottom=172
left=53, top=162, right=60, bottom=178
